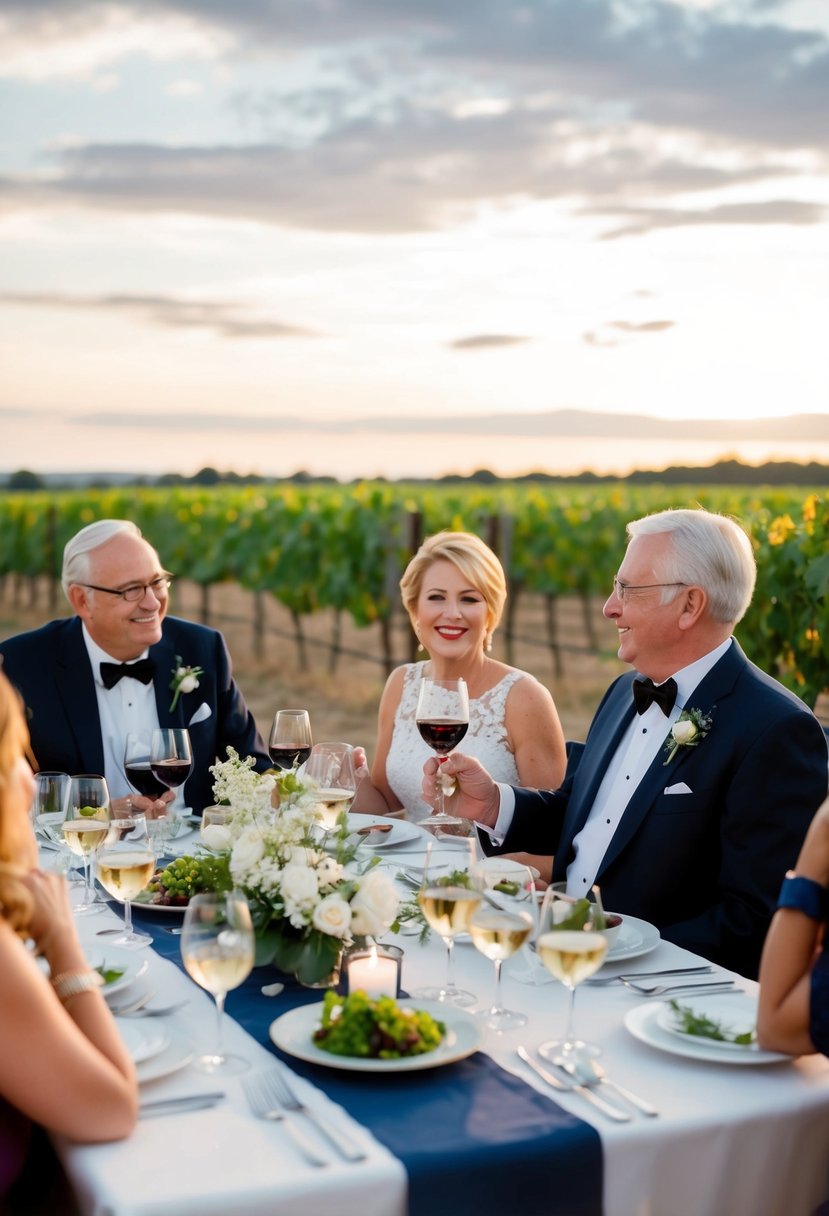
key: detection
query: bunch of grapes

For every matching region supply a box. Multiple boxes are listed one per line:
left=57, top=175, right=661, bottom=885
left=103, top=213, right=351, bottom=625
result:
left=144, top=854, right=231, bottom=906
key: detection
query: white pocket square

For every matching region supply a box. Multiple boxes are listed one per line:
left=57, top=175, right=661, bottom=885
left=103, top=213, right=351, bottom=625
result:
left=188, top=702, right=212, bottom=727
left=664, top=782, right=692, bottom=795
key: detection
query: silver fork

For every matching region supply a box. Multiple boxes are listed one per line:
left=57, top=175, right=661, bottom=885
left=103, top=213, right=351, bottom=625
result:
left=242, top=1072, right=329, bottom=1167
left=261, top=1068, right=367, bottom=1162
left=584, top=965, right=714, bottom=987
left=619, top=978, right=738, bottom=997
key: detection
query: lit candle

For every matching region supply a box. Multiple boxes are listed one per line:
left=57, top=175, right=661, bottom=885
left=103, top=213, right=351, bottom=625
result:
left=346, top=945, right=400, bottom=999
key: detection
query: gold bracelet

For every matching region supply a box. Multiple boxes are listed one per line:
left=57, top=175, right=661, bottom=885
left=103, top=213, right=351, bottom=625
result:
left=51, top=969, right=105, bottom=1003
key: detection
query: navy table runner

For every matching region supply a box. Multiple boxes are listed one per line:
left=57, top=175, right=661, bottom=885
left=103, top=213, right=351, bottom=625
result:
left=141, top=913, right=603, bottom=1216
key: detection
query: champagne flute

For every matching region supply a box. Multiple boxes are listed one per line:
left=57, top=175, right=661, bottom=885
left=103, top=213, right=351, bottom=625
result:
left=412, top=838, right=481, bottom=1007
left=96, top=813, right=155, bottom=948
left=304, top=742, right=357, bottom=833
left=268, top=709, right=312, bottom=770
left=468, top=863, right=535, bottom=1030
left=536, top=882, right=608, bottom=1063
left=63, top=775, right=111, bottom=914
left=150, top=728, right=193, bottom=796
left=180, top=891, right=255, bottom=1075
left=415, top=677, right=469, bottom=826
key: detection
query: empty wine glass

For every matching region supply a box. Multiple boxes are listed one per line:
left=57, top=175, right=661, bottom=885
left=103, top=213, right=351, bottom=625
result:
left=415, top=677, right=469, bottom=828
left=268, top=710, right=312, bottom=771
left=468, top=862, right=535, bottom=1030
left=63, top=775, right=111, bottom=914
left=304, top=742, right=357, bottom=833
left=536, top=882, right=608, bottom=1063
left=95, top=813, right=155, bottom=948
left=180, top=891, right=255, bottom=1075
left=150, top=728, right=193, bottom=797
left=412, top=838, right=481, bottom=1007
left=31, top=771, right=69, bottom=838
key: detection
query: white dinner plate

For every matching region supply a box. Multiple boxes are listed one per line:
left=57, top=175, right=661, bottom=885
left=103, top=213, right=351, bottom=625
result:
left=131, top=894, right=189, bottom=916
left=117, top=1020, right=171, bottom=1065
left=601, top=914, right=660, bottom=964
left=477, top=857, right=541, bottom=886
left=624, top=999, right=790, bottom=1066
left=347, top=814, right=424, bottom=850
left=269, top=999, right=482, bottom=1073
left=656, top=992, right=760, bottom=1052
left=135, top=1027, right=195, bottom=1085
left=83, top=946, right=150, bottom=996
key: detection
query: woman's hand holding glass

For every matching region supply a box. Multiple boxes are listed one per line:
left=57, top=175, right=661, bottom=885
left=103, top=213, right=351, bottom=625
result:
left=180, top=892, right=255, bottom=1075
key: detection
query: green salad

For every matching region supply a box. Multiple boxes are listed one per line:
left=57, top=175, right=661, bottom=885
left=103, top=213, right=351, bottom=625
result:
left=313, top=991, right=446, bottom=1059
left=668, top=999, right=756, bottom=1045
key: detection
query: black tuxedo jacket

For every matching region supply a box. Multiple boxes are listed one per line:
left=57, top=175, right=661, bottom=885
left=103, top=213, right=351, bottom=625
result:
left=495, top=641, right=829, bottom=978
left=0, top=616, right=270, bottom=813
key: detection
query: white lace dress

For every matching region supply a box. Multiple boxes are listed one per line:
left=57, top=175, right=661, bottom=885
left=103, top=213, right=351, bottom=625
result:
left=384, top=662, right=527, bottom=822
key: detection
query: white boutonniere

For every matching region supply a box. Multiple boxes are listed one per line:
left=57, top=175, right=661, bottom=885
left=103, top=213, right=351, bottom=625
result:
left=663, top=708, right=713, bottom=766
left=169, top=656, right=204, bottom=711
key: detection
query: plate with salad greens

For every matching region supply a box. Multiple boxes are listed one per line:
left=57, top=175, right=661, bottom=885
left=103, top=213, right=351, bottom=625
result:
left=625, top=994, right=790, bottom=1065
left=82, top=946, right=150, bottom=997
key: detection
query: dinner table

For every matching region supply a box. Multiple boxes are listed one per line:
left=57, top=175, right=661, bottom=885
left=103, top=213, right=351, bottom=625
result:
left=40, top=814, right=829, bottom=1216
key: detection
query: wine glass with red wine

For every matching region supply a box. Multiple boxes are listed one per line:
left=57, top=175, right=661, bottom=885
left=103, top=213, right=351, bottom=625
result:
left=150, top=728, right=193, bottom=795
left=415, top=676, right=470, bottom=827
left=124, top=731, right=167, bottom=800
left=268, top=709, right=312, bottom=771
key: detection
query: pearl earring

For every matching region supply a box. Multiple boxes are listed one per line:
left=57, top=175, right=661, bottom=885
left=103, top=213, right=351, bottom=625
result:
left=485, top=633, right=493, bottom=652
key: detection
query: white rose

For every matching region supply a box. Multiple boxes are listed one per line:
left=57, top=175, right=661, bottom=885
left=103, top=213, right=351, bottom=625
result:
left=201, top=824, right=232, bottom=853
left=281, top=864, right=319, bottom=909
left=350, top=868, right=400, bottom=937
left=231, top=826, right=266, bottom=873
left=316, top=856, right=343, bottom=887
left=178, top=673, right=199, bottom=694
left=671, top=719, right=698, bottom=745
left=287, top=845, right=319, bottom=867
left=312, top=894, right=352, bottom=938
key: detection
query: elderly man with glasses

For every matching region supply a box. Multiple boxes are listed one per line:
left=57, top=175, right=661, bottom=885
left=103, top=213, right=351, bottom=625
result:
left=423, top=508, right=829, bottom=979
left=0, top=519, right=269, bottom=815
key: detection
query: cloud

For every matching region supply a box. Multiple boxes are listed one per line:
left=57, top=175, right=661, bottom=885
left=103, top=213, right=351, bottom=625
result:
left=582, top=318, right=676, bottom=345
left=449, top=334, right=531, bottom=350
left=0, top=290, right=319, bottom=339
left=595, top=199, right=827, bottom=239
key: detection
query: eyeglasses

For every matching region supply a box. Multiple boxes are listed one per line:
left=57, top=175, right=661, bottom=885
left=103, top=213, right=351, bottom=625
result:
left=80, top=576, right=173, bottom=603
left=611, top=577, right=687, bottom=603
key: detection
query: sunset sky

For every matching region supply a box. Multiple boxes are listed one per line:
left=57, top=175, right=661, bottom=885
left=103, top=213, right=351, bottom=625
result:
left=1, top=0, right=828, bottom=479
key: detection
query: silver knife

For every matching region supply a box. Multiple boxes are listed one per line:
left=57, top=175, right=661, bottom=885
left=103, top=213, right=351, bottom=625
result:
left=139, top=1093, right=225, bottom=1119
left=517, top=1047, right=631, bottom=1122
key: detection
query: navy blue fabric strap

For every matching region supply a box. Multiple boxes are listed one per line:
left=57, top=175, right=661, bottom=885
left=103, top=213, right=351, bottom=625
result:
left=141, top=913, right=603, bottom=1216
left=777, top=873, right=829, bottom=921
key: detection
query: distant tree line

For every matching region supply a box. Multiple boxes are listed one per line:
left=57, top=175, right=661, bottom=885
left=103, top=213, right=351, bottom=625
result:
left=3, top=457, right=828, bottom=492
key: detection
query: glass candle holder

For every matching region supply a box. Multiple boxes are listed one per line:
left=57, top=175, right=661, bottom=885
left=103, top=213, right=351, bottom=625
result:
left=343, top=942, right=403, bottom=1000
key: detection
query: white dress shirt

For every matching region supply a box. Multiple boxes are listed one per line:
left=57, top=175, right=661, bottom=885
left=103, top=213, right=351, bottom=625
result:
left=484, top=639, right=732, bottom=886
left=81, top=626, right=161, bottom=800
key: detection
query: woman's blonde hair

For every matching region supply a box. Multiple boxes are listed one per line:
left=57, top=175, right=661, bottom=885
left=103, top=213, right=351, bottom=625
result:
left=0, top=669, right=34, bottom=935
left=399, top=531, right=507, bottom=646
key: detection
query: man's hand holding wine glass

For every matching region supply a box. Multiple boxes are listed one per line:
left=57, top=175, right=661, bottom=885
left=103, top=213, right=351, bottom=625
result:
left=422, top=751, right=501, bottom=830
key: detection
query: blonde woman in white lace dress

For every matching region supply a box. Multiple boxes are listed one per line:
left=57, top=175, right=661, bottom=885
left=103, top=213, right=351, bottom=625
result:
left=352, top=533, right=566, bottom=856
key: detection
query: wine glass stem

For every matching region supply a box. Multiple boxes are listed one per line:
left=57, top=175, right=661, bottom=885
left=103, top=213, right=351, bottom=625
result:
left=444, top=937, right=457, bottom=994
left=435, top=755, right=445, bottom=815
left=213, top=991, right=227, bottom=1062
left=492, top=958, right=504, bottom=1013
left=82, top=855, right=93, bottom=904
left=123, top=898, right=133, bottom=935
left=563, top=983, right=577, bottom=1047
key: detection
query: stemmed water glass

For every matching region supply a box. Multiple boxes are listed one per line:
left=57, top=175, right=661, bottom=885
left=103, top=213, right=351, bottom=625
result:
left=150, top=728, right=193, bottom=799
left=304, top=742, right=357, bottom=833
left=415, top=677, right=470, bottom=828
left=535, top=882, right=608, bottom=1063
left=468, top=863, right=536, bottom=1031
left=268, top=709, right=313, bottom=771
left=412, top=838, right=481, bottom=1007
left=95, top=813, right=155, bottom=948
left=62, top=775, right=111, bottom=914
left=31, top=771, right=70, bottom=841
left=180, top=891, right=255, bottom=1075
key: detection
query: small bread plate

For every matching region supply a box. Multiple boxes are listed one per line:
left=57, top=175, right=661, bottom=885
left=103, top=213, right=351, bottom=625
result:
left=347, top=813, right=424, bottom=851
left=269, top=999, right=481, bottom=1073
left=117, top=1021, right=171, bottom=1066
left=83, top=945, right=150, bottom=996
left=625, top=995, right=790, bottom=1066
left=134, top=1027, right=195, bottom=1085
left=601, top=914, right=660, bottom=965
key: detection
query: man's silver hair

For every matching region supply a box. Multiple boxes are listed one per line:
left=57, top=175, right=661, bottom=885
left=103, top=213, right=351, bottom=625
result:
left=626, top=508, right=756, bottom=624
left=61, top=519, right=148, bottom=601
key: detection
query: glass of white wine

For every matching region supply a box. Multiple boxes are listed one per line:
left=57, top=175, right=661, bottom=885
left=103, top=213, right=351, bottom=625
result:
left=63, top=775, right=111, bottom=914
left=304, top=742, right=357, bottom=833
left=96, top=813, right=156, bottom=948
left=536, top=882, right=608, bottom=1063
left=180, top=891, right=255, bottom=1075
left=468, top=864, right=535, bottom=1030
left=412, top=839, right=481, bottom=1007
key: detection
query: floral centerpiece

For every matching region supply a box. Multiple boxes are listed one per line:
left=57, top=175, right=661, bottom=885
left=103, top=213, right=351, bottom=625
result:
left=206, top=749, right=401, bottom=985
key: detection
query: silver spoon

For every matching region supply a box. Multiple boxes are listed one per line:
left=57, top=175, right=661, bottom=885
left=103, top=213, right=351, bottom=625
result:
left=555, top=1055, right=659, bottom=1117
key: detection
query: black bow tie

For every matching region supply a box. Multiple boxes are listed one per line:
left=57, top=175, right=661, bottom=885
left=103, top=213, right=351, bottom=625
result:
left=100, top=658, right=155, bottom=690
left=632, top=676, right=677, bottom=716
